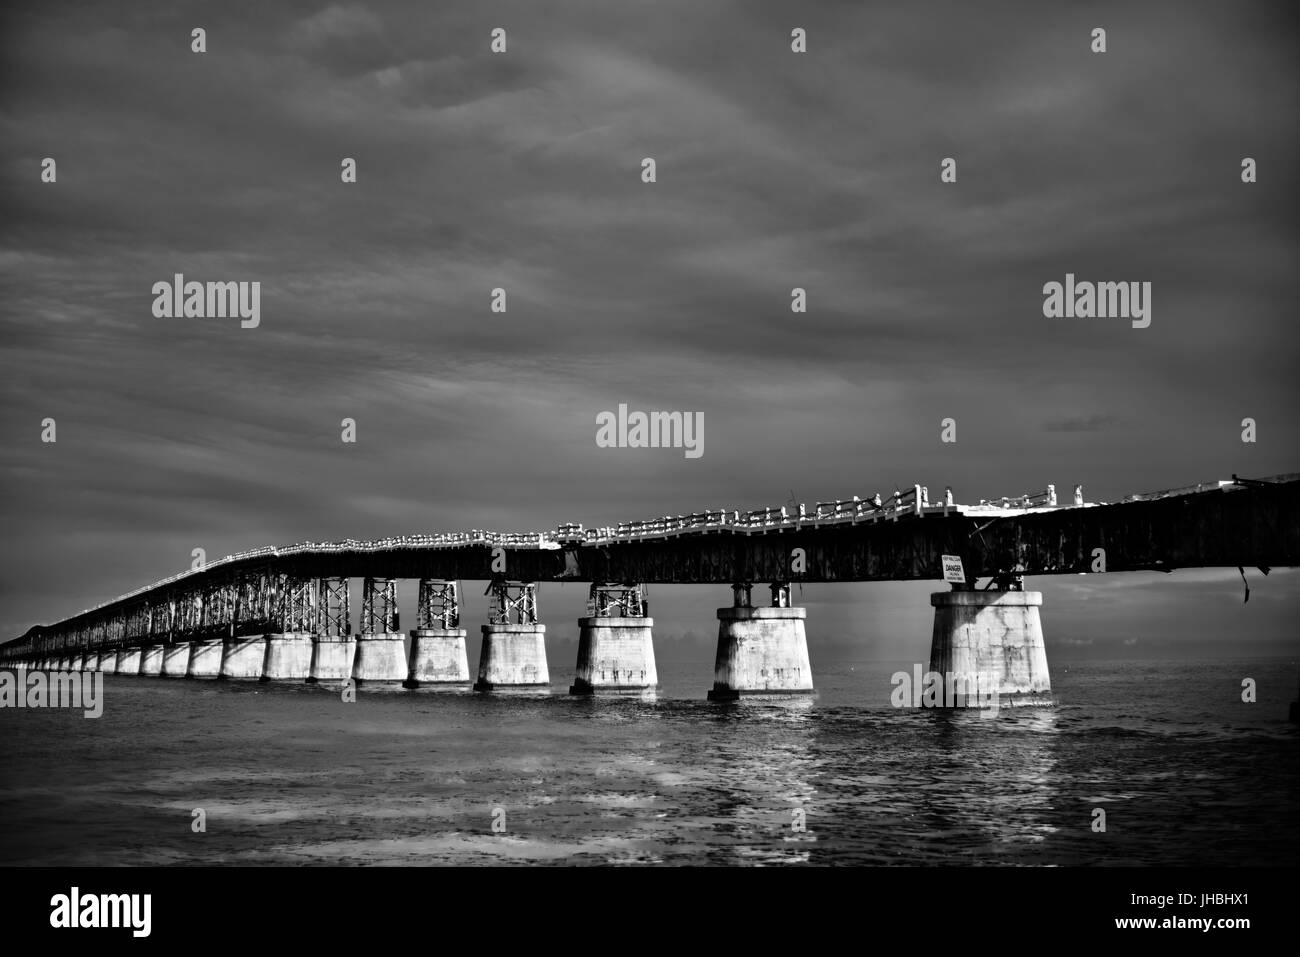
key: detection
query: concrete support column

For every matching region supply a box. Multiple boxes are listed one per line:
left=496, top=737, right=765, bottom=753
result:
left=309, top=576, right=353, bottom=683
left=220, top=635, right=267, bottom=679
left=98, top=650, right=118, bottom=674
left=116, top=647, right=143, bottom=675
left=261, top=633, right=314, bottom=681
left=74, top=652, right=90, bottom=672
left=139, top=645, right=165, bottom=676
left=475, top=581, right=548, bottom=692
left=928, top=588, right=1052, bottom=707
left=708, top=583, right=813, bottom=700
left=160, top=643, right=191, bottom=677
left=405, top=579, right=469, bottom=688
left=352, top=577, right=406, bottom=684
left=352, top=634, right=408, bottom=684
left=570, top=581, right=656, bottom=695
left=570, top=617, right=657, bottom=695
left=186, top=638, right=224, bottom=679
left=309, top=636, right=356, bottom=683
left=475, top=625, right=549, bottom=690
left=406, top=630, right=470, bottom=687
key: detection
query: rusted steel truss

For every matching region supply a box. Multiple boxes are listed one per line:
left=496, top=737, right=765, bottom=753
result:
left=587, top=582, right=646, bottom=618
left=486, top=580, right=538, bottom=625
left=417, top=579, right=460, bottom=629
left=361, top=577, right=397, bottom=634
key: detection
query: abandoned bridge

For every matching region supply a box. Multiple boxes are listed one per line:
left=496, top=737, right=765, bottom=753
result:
left=3, top=474, right=1297, bottom=704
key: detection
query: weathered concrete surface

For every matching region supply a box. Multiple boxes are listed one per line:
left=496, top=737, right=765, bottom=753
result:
left=161, top=643, right=191, bottom=677
left=116, top=648, right=142, bottom=674
left=139, top=645, right=165, bottom=676
left=405, top=628, right=470, bottom=687
left=308, top=636, right=356, bottom=683
left=474, top=624, right=549, bottom=691
left=186, top=638, right=224, bottom=679
left=220, top=635, right=266, bottom=679
left=928, top=589, right=1052, bottom=706
left=261, top=633, right=314, bottom=681
left=570, top=617, right=657, bottom=695
left=708, top=607, right=813, bottom=700
left=351, top=633, right=407, bottom=684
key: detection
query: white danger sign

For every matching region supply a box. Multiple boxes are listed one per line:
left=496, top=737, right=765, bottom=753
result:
left=941, top=555, right=966, bottom=583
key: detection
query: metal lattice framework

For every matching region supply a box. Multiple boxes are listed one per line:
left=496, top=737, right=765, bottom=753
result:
left=587, top=582, right=646, bottom=618
left=362, top=577, right=397, bottom=634
left=278, top=575, right=316, bottom=633
left=486, top=580, right=538, bottom=625
left=417, top=579, right=460, bottom=629
left=318, top=577, right=351, bottom=636
left=202, top=581, right=235, bottom=635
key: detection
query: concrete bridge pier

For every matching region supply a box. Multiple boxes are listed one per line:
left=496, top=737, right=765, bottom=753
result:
left=116, top=647, right=142, bottom=674
left=928, top=579, right=1053, bottom=707
left=309, top=636, right=356, bottom=682
left=257, top=575, right=321, bottom=681
left=261, top=634, right=314, bottom=681
left=186, top=638, right=224, bottom=679
left=161, top=642, right=191, bottom=677
left=98, top=650, right=118, bottom=674
left=140, top=645, right=165, bottom=676
left=405, top=579, right=470, bottom=688
left=220, top=635, right=267, bottom=679
left=309, top=576, right=354, bottom=683
left=352, top=577, right=407, bottom=685
left=475, top=581, right=549, bottom=692
left=570, top=583, right=657, bottom=696
left=708, top=583, right=814, bottom=701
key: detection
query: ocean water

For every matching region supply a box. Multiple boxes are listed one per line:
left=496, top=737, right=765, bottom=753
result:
left=0, top=657, right=1296, bottom=866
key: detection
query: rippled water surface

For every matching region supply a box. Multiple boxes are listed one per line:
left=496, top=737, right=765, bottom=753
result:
left=1, top=658, right=1297, bottom=865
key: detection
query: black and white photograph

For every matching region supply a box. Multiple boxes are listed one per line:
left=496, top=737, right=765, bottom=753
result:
left=0, top=0, right=1296, bottom=938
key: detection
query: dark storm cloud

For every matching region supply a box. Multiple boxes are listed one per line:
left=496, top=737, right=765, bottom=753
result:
left=1, top=1, right=1296, bottom=654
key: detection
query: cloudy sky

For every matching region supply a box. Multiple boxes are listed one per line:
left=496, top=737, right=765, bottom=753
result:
left=2, top=0, right=1297, bottom=663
